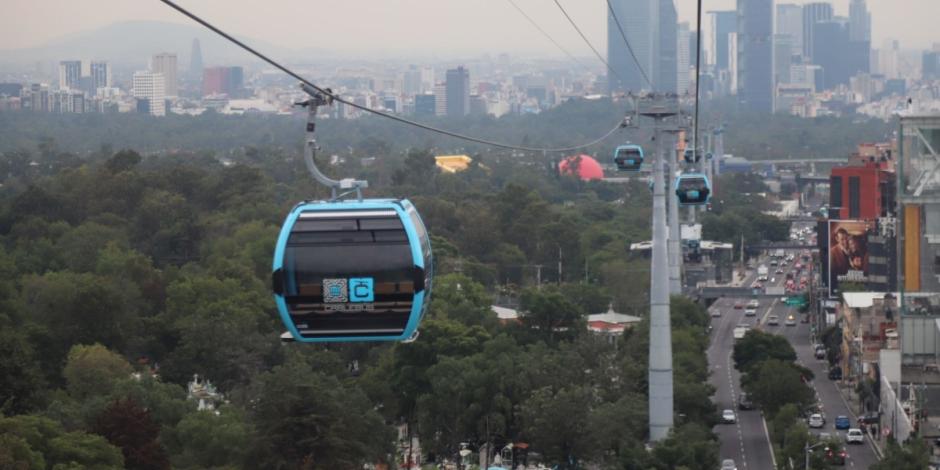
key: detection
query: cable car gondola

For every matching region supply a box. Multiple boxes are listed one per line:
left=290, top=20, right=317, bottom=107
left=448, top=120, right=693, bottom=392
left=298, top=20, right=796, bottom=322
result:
left=272, top=199, right=432, bottom=343
left=674, top=173, right=711, bottom=206
left=682, top=148, right=701, bottom=164
left=271, top=85, right=432, bottom=343
left=613, top=144, right=644, bottom=172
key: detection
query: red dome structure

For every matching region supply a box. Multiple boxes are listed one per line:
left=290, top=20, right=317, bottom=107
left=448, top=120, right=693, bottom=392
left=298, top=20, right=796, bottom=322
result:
left=559, top=154, right=604, bottom=181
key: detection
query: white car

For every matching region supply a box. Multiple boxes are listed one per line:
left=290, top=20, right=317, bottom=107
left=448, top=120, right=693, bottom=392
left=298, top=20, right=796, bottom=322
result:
left=846, top=428, right=865, bottom=444
left=722, top=409, right=737, bottom=424
left=808, top=413, right=825, bottom=428
left=785, top=314, right=797, bottom=326
left=721, top=459, right=737, bottom=470
left=711, top=309, right=722, bottom=317
left=767, top=314, right=780, bottom=326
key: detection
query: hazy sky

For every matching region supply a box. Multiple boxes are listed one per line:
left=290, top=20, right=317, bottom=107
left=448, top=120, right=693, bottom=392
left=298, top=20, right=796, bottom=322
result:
left=2, top=0, right=938, bottom=58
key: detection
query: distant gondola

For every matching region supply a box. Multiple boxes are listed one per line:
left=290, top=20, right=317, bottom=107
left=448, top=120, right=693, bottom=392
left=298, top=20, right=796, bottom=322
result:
left=675, top=173, right=711, bottom=205
left=613, top=144, right=644, bottom=172
left=272, top=199, right=433, bottom=343
left=683, top=148, right=701, bottom=164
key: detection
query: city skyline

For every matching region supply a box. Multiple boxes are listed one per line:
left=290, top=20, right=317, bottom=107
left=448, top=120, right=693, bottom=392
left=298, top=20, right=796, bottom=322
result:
left=1, top=0, right=938, bottom=61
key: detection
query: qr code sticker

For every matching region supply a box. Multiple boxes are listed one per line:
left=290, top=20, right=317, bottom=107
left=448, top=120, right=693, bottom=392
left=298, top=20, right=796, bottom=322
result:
left=322, top=278, right=348, bottom=303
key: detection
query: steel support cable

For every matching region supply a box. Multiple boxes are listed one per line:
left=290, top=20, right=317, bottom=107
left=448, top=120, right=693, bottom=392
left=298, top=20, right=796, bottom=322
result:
left=159, top=0, right=625, bottom=153
left=505, top=0, right=592, bottom=72
left=604, top=0, right=654, bottom=90
left=551, top=0, right=624, bottom=84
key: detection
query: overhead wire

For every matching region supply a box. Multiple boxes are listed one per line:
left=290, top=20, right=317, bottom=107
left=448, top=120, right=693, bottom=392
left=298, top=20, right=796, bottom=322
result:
left=504, top=0, right=592, bottom=72
left=551, top=0, right=624, bottom=84
left=158, top=0, right=626, bottom=153
left=604, top=0, right=654, bottom=90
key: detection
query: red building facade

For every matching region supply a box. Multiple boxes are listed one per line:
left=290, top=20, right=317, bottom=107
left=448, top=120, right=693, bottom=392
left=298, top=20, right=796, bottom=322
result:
left=829, top=161, right=895, bottom=220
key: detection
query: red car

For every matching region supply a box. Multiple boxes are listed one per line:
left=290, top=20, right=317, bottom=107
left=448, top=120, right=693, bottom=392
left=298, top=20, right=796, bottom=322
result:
left=734, top=302, right=744, bottom=309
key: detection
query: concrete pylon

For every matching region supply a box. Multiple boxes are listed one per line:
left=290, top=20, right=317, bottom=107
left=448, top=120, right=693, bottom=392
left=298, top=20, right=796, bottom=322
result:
left=641, top=97, right=675, bottom=442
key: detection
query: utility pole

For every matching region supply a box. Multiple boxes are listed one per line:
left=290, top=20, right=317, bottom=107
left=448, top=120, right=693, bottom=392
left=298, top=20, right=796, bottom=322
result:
left=641, top=94, right=677, bottom=442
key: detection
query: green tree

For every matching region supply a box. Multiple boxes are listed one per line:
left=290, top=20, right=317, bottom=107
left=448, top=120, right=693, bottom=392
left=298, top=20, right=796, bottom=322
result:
left=429, top=273, right=493, bottom=326
left=870, top=438, right=931, bottom=470
left=0, top=414, right=123, bottom=469
left=742, top=359, right=815, bottom=415
left=733, top=330, right=798, bottom=373
left=21, top=272, right=139, bottom=372
left=171, top=407, right=251, bottom=469
left=247, top=359, right=394, bottom=470
left=648, top=422, right=720, bottom=470
left=520, top=385, right=594, bottom=466
left=519, top=286, right=584, bottom=343
left=63, top=343, right=133, bottom=401
left=0, top=328, right=47, bottom=414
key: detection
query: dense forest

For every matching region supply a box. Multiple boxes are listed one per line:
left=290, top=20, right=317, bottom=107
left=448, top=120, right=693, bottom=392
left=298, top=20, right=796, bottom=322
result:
left=0, top=97, right=893, bottom=161
left=0, top=106, right=796, bottom=469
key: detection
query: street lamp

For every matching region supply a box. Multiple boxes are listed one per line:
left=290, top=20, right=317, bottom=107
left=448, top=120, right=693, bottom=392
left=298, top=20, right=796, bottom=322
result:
left=804, top=441, right=826, bottom=469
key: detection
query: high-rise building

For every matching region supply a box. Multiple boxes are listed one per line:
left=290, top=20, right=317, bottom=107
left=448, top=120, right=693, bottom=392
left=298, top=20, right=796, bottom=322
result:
left=420, top=67, right=434, bottom=94
left=403, top=65, right=422, bottom=96
left=924, top=46, right=940, bottom=81
left=414, top=93, right=436, bottom=117
left=776, top=4, right=803, bottom=56
left=848, top=0, right=871, bottom=42
left=774, top=34, right=796, bottom=86
left=802, top=2, right=833, bottom=60
left=445, top=66, right=469, bottom=117
left=202, top=66, right=244, bottom=97
left=737, top=0, right=773, bottom=113
left=709, top=11, right=737, bottom=72
left=774, top=3, right=803, bottom=75
left=607, top=0, right=680, bottom=93
left=189, top=38, right=203, bottom=81
left=877, top=39, right=901, bottom=79
left=152, top=53, right=178, bottom=97
left=677, top=22, right=691, bottom=95
left=132, top=71, right=166, bottom=117
left=813, top=19, right=851, bottom=89
left=607, top=0, right=657, bottom=93
left=848, top=0, right=871, bottom=76
left=58, top=60, right=82, bottom=90
left=89, top=61, right=111, bottom=91
left=433, top=83, right=447, bottom=116
left=658, top=0, right=678, bottom=94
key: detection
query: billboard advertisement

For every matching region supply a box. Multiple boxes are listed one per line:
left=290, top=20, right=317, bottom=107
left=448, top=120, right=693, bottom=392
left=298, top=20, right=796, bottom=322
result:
left=828, top=220, right=874, bottom=296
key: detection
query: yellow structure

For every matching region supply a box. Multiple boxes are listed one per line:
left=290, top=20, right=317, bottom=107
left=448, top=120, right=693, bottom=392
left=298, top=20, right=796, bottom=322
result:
left=435, top=155, right=472, bottom=173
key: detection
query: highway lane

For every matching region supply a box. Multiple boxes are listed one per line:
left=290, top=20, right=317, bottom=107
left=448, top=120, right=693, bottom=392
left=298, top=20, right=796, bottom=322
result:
left=709, top=268, right=776, bottom=470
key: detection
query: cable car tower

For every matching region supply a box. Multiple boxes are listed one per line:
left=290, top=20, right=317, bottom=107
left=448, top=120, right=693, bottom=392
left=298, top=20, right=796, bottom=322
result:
left=637, top=93, right=679, bottom=442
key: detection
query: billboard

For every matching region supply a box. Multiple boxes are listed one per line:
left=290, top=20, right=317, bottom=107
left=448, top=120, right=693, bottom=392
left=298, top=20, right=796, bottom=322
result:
left=828, top=220, right=874, bottom=296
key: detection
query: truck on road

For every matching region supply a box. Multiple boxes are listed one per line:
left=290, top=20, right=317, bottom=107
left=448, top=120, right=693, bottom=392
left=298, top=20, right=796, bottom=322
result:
left=757, top=265, right=769, bottom=281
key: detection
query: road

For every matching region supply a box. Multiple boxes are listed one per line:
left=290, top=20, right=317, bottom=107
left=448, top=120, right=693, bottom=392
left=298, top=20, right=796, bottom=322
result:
left=759, top=258, right=881, bottom=469
left=708, top=222, right=880, bottom=469
left=708, top=267, right=776, bottom=470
